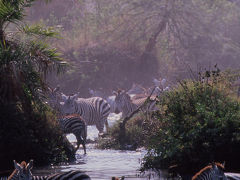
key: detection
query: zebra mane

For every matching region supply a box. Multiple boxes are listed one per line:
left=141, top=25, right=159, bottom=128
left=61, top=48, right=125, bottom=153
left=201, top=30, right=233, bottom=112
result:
left=192, top=162, right=225, bottom=180
left=117, top=89, right=123, bottom=94
left=20, top=161, right=27, bottom=167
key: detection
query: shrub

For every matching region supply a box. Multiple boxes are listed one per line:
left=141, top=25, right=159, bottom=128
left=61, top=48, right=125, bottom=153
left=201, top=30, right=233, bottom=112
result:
left=0, top=103, right=75, bottom=171
left=141, top=74, right=240, bottom=174
left=0, top=0, right=73, bottom=171
left=97, top=114, right=146, bottom=150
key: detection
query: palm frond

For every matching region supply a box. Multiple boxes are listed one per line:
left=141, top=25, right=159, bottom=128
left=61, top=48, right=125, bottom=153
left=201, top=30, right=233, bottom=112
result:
left=0, top=0, right=35, bottom=26
left=27, top=40, right=67, bottom=74
left=22, top=24, right=61, bottom=38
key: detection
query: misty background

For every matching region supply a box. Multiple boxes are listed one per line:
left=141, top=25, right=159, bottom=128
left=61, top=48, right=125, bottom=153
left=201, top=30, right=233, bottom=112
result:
left=26, top=0, right=240, bottom=96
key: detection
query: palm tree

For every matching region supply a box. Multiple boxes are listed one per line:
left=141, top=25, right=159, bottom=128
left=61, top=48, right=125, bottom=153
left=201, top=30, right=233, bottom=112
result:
left=0, top=0, right=74, bottom=169
left=0, top=0, right=65, bottom=104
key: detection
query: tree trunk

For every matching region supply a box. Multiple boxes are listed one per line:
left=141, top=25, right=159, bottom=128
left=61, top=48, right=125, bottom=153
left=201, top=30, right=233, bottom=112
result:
left=144, top=14, right=168, bottom=54
left=138, top=12, right=169, bottom=84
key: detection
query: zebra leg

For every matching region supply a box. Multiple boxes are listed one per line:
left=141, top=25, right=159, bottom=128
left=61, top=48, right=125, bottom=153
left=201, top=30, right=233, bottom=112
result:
left=75, top=133, right=86, bottom=154
left=78, top=138, right=86, bottom=154
left=81, top=139, right=86, bottom=154
left=105, top=119, right=109, bottom=132
left=96, top=123, right=104, bottom=137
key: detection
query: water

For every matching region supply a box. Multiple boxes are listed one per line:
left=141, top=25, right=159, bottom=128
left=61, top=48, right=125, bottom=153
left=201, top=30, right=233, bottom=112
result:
left=33, top=113, right=161, bottom=180
left=69, top=146, right=148, bottom=179
left=65, top=113, right=149, bottom=179
left=32, top=113, right=240, bottom=180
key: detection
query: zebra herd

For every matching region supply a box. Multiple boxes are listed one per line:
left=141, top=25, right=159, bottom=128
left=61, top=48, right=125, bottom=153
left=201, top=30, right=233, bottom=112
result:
left=47, top=88, right=112, bottom=154
left=46, top=78, right=170, bottom=154
left=61, top=94, right=111, bottom=134
left=2, top=160, right=240, bottom=180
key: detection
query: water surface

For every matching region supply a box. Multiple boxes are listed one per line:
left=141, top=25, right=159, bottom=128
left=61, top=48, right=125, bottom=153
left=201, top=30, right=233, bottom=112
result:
left=34, top=113, right=161, bottom=179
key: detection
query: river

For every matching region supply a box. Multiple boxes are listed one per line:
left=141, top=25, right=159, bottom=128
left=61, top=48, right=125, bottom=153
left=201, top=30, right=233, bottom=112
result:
left=33, top=113, right=163, bottom=180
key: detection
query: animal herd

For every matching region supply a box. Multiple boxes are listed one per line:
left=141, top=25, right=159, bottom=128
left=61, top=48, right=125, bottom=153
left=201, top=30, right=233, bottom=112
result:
left=3, top=77, right=240, bottom=179
left=46, top=78, right=170, bottom=154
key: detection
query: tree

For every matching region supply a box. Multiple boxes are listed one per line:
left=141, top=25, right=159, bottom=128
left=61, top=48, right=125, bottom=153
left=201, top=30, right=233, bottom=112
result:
left=0, top=0, right=73, bottom=170
left=28, top=0, right=240, bottom=92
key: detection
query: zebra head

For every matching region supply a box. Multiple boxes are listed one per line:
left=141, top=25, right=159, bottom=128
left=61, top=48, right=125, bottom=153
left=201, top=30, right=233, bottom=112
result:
left=211, top=162, right=227, bottom=180
left=192, top=162, right=227, bottom=180
left=113, top=90, right=131, bottom=112
left=13, top=160, right=33, bottom=180
left=106, top=95, right=121, bottom=114
left=47, top=86, right=62, bottom=110
left=61, top=94, right=78, bottom=115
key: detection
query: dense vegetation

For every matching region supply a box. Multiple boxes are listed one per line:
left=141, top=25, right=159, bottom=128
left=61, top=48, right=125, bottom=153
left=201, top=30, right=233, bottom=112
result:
left=0, top=0, right=74, bottom=170
left=97, top=113, right=146, bottom=150
left=98, top=69, right=240, bottom=175
left=141, top=71, right=240, bottom=175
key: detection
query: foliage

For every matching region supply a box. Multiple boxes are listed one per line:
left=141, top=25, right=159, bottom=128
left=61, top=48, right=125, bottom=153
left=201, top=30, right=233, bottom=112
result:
left=97, top=113, right=146, bottom=150
left=28, top=0, right=240, bottom=91
left=141, top=71, right=240, bottom=174
left=0, top=0, right=73, bottom=169
left=0, top=103, right=75, bottom=171
left=47, top=45, right=158, bottom=95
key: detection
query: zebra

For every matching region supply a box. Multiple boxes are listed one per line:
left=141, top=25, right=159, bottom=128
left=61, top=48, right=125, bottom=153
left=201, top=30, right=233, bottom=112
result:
left=7, top=160, right=90, bottom=180
left=113, top=90, right=156, bottom=119
left=192, top=162, right=228, bottom=180
left=7, top=160, right=34, bottom=180
left=46, top=86, right=62, bottom=114
left=152, top=78, right=170, bottom=96
left=224, top=173, right=240, bottom=180
left=88, top=89, right=120, bottom=114
left=88, top=88, right=107, bottom=99
left=59, top=114, right=87, bottom=154
left=61, top=94, right=111, bottom=136
left=105, top=95, right=120, bottom=114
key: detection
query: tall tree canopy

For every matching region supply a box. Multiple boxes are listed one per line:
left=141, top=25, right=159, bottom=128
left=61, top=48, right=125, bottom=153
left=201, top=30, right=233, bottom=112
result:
left=28, top=0, right=240, bottom=93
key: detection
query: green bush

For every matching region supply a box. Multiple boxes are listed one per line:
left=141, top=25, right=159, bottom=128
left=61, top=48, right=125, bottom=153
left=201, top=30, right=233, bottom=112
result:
left=97, top=114, right=146, bottom=150
left=0, top=103, right=75, bottom=171
left=141, top=76, right=240, bottom=174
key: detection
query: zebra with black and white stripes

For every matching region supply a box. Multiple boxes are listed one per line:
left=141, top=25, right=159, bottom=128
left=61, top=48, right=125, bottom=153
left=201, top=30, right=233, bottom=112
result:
left=61, top=94, right=111, bottom=136
left=113, top=90, right=156, bottom=119
left=105, top=95, right=120, bottom=114
left=192, top=162, right=227, bottom=180
left=7, top=160, right=90, bottom=180
left=88, top=89, right=120, bottom=114
left=46, top=86, right=63, bottom=114
left=59, top=114, right=87, bottom=154
left=0, top=176, right=7, bottom=180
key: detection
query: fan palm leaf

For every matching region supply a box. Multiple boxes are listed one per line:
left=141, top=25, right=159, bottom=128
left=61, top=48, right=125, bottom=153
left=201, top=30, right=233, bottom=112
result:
left=0, top=0, right=66, bottom=104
